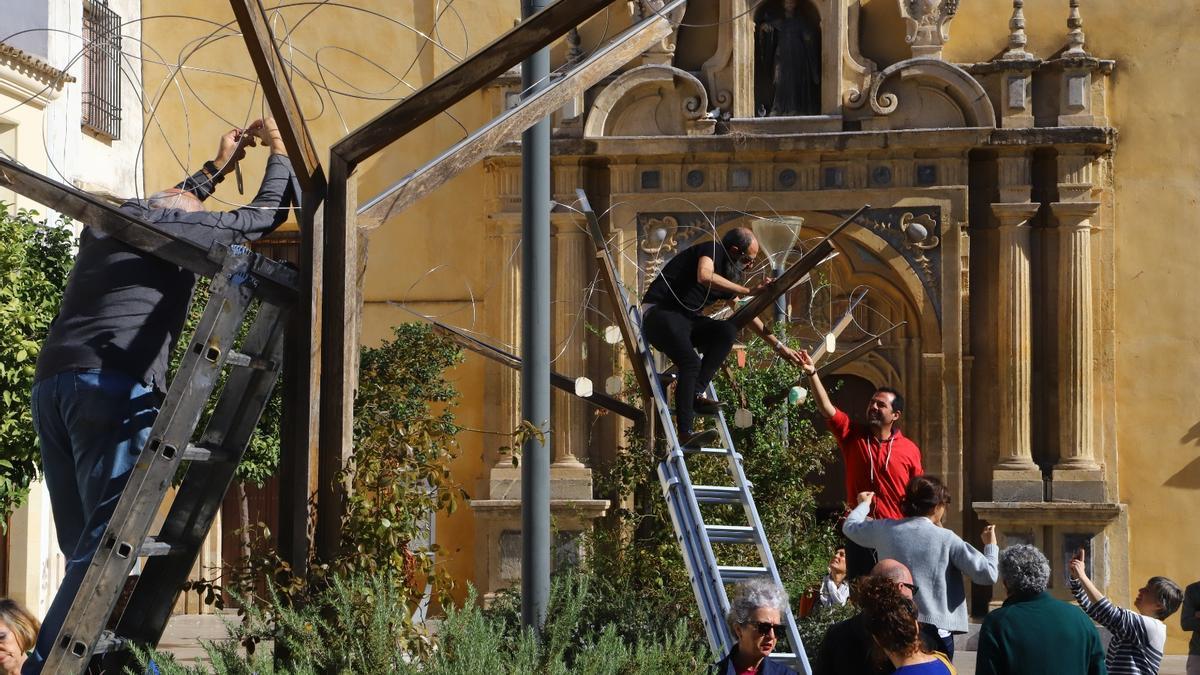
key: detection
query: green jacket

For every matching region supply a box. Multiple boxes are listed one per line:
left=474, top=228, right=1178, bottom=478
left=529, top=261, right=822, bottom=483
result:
left=976, top=591, right=1106, bottom=675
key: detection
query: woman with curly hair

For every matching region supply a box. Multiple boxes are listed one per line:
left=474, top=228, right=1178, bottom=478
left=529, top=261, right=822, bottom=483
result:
left=843, top=475, right=998, bottom=660
left=855, top=575, right=955, bottom=674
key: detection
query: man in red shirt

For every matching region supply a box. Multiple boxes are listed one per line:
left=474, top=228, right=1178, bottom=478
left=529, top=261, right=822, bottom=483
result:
left=798, top=350, right=924, bottom=578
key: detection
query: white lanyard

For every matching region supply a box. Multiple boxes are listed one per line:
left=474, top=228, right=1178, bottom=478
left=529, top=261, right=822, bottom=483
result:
left=867, top=433, right=896, bottom=487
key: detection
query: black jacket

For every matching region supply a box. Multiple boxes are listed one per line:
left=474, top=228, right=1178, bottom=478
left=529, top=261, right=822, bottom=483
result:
left=712, top=648, right=799, bottom=675
left=814, top=613, right=942, bottom=675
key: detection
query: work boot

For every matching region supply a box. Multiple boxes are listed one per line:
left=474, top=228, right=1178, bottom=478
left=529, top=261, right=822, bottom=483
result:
left=692, top=395, right=721, bottom=416
left=679, top=428, right=719, bottom=450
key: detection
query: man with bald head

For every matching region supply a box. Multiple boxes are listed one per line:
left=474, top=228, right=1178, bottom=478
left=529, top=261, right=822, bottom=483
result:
left=641, top=226, right=801, bottom=448
left=25, top=118, right=295, bottom=674
left=814, top=558, right=941, bottom=675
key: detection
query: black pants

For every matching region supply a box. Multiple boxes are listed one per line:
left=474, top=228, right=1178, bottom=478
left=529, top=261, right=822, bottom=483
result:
left=641, top=307, right=737, bottom=437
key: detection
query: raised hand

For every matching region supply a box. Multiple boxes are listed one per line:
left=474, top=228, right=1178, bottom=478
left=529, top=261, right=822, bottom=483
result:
left=981, top=524, right=996, bottom=547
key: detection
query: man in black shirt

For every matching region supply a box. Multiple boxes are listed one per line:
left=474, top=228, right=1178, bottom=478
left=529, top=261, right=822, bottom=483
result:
left=25, top=118, right=295, bottom=674
left=641, top=227, right=800, bottom=447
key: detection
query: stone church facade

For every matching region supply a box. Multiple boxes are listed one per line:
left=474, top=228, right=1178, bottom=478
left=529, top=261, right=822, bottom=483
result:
left=470, top=0, right=1195, bottom=650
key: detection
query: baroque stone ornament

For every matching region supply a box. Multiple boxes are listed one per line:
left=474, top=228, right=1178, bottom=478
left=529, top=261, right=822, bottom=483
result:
left=898, top=0, right=960, bottom=59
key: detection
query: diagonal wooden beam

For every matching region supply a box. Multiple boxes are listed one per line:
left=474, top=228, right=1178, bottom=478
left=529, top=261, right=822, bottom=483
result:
left=330, top=0, right=620, bottom=165
left=577, top=189, right=655, bottom=402
left=395, top=306, right=644, bottom=423
left=230, top=0, right=324, bottom=192
left=356, top=4, right=677, bottom=227
left=0, top=156, right=297, bottom=298
left=764, top=322, right=906, bottom=406
left=729, top=206, right=870, bottom=329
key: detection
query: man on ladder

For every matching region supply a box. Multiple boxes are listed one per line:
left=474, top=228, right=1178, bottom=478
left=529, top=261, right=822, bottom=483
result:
left=25, top=118, right=295, bottom=674
left=641, top=226, right=802, bottom=448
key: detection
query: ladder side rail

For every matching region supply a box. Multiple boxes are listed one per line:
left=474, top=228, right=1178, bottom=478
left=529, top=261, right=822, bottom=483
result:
left=114, top=299, right=289, bottom=649
left=708, top=384, right=811, bottom=674
left=42, top=249, right=259, bottom=674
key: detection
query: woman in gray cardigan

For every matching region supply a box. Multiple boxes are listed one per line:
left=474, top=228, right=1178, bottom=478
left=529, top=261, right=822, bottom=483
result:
left=843, top=475, right=998, bottom=662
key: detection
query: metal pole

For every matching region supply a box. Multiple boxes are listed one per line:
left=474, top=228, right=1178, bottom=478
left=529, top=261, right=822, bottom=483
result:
left=774, top=264, right=788, bottom=445
left=520, top=0, right=552, bottom=633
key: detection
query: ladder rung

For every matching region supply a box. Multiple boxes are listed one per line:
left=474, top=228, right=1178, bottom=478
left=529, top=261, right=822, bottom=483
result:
left=704, top=525, right=758, bottom=544
left=139, top=537, right=178, bottom=557
left=718, top=565, right=769, bottom=582
left=181, top=444, right=232, bottom=463
left=767, top=652, right=797, bottom=662
left=685, top=446, right=732, bottom=457
left=694, top=485, right=743, bottom=505
left=226, top=350, right=277, bottom=370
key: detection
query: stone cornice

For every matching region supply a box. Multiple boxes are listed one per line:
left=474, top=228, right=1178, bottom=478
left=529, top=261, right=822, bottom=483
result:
left=488, top=126, right=1117, bottom=160
left=972, top=500, right=1124, bottom=526
left=0, top=43, right=74, bottom=109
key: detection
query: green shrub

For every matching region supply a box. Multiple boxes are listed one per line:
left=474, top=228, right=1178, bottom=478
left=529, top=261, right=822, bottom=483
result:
left=0, top=204, right=74, bottom=524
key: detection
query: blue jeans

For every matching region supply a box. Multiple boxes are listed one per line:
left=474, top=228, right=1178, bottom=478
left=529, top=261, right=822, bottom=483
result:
left=24, top=370, right=160, bottom=675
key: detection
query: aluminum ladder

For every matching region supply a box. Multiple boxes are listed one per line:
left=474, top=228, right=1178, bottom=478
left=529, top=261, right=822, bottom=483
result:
left=42, top=243, right=295, bottom=674
left=579, top=190, right=811, bottom=674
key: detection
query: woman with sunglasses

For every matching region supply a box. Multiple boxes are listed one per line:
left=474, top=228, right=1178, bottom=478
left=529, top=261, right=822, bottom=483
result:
left=842, top=475, right=998, bottom=661
left=715, top=577, right=798, bottom=675
left=855, top=575, right=956, bottom=674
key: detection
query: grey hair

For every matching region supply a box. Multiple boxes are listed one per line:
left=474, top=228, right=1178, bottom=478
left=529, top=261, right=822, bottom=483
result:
left=726, top=577, right=790, bottom=629
left=148, top=189, right=204, bottom=212
left=998, top=544, right=1050, bottom=596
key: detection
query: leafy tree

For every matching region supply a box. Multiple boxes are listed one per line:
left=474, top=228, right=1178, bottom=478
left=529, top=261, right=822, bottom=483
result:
left=0, top=204, right=74, bottom=524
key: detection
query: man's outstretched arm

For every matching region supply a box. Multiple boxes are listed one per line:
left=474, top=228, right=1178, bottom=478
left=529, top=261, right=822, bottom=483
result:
left=799, top=349, right=837, bottom=418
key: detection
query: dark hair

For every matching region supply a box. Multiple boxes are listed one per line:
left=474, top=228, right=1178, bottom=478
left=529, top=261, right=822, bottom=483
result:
left=1148, top=576, right=1183, bottom=619
left=853, top=575, right=925, bottom=660
left=875, top=386, right=904, bottom=414
left=901, top=475, right=951, bottom=518
left=721, top=227, right=754, bottom=254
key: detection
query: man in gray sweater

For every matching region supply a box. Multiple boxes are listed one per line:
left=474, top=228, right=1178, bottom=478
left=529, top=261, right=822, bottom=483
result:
left=25, top=118, right=295, bottom=674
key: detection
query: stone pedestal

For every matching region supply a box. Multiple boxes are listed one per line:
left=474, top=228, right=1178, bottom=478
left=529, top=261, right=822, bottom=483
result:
left=973, top=501, right=1127, bottom=605
left=991, top=202, right=1042, bottom=501
left=1050, top=201, right=1104, bottom=501
left=471, top=498, right=609, bottom=602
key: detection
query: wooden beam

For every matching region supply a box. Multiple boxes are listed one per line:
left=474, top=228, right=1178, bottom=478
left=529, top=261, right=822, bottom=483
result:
left=356, top=7, right=675, bottom=227
left=277, top=193, right=323, bottom=578
left=330, top=0, right=620, bottom=165
left=315, top=155, right=356, bottom=562
left=394, top=307, right=645, bottom=423
left=809, top=288, right=867, bottom=363
left=229, top=0, right=324, bottom=192
left=0, top=157, right=298, bottom=298
left=728, top=206, right=870, bottom=329
left=764, top=322, right=906, bottom=406
left=577, top=189, right=655, bottom=402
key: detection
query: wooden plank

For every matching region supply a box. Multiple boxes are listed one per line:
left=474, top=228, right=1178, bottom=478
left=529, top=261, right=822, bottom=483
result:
left=331, top=0, right=620, bottom=165
left=229, top=0, right=324, bottom=192
left=277, top=193, right=323, bottom=578
left=808, top=288, right=867, bottom=363
left=729, top=206, right=870, bottom=329
left=577, top=189, right=655, bottom=402
left=356, top=7, right=675, bottom=227
left=0, top=156, right=298, bottom=298
left=394, top=307, right=645, bottom=423
left=764, top=322, right=906, bottom=406
left=315, top=156, right=356, bottom=562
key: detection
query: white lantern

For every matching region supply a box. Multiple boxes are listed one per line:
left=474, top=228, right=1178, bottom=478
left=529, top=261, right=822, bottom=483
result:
left=734, top=408, right=754, bottom=428
left=605, top=375, right=623, bottom=395
left=604, top=325, right=622, bottom=344
left=574, top=377, right=593, bottom=397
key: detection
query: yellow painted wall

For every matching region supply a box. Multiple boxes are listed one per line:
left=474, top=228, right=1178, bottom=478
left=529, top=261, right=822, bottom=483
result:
left=947, top=1, right=1200, bottom=654
left=140, top=0, right=519, bottom=605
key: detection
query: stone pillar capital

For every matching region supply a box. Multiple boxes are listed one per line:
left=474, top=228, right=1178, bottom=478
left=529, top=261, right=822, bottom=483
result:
left=1050, top=201, right=1100, bottom=228
left=992, top=202, right=1040, bottom=228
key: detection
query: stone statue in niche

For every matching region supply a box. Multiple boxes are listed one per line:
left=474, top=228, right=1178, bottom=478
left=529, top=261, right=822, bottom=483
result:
left=755, top=0, right=821, bottom=117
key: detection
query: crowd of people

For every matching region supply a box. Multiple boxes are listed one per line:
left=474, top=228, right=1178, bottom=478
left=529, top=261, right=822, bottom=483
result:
left=718, top=350, right=1190, bottom=675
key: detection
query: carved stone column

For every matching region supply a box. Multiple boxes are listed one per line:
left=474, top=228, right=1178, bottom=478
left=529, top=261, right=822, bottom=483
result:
left=549, top=215, right=591, bottom=497
left=991, top=202, right=1042, bottom=500
left=1050, top=200, right=1104, bottom=500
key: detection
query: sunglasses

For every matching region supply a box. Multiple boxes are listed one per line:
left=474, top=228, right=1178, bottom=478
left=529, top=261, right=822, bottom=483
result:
left=898, top=581, right=919, bottom=595
left=743, top=621, right=785, bottom=636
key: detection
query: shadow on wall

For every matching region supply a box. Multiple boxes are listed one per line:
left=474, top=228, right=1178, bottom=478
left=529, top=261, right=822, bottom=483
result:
left=1165, top=421, right=1200, bottom=488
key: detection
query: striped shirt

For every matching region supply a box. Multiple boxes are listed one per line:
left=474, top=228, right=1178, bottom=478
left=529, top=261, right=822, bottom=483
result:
left=1070, top=577, right=1166, bottom=675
